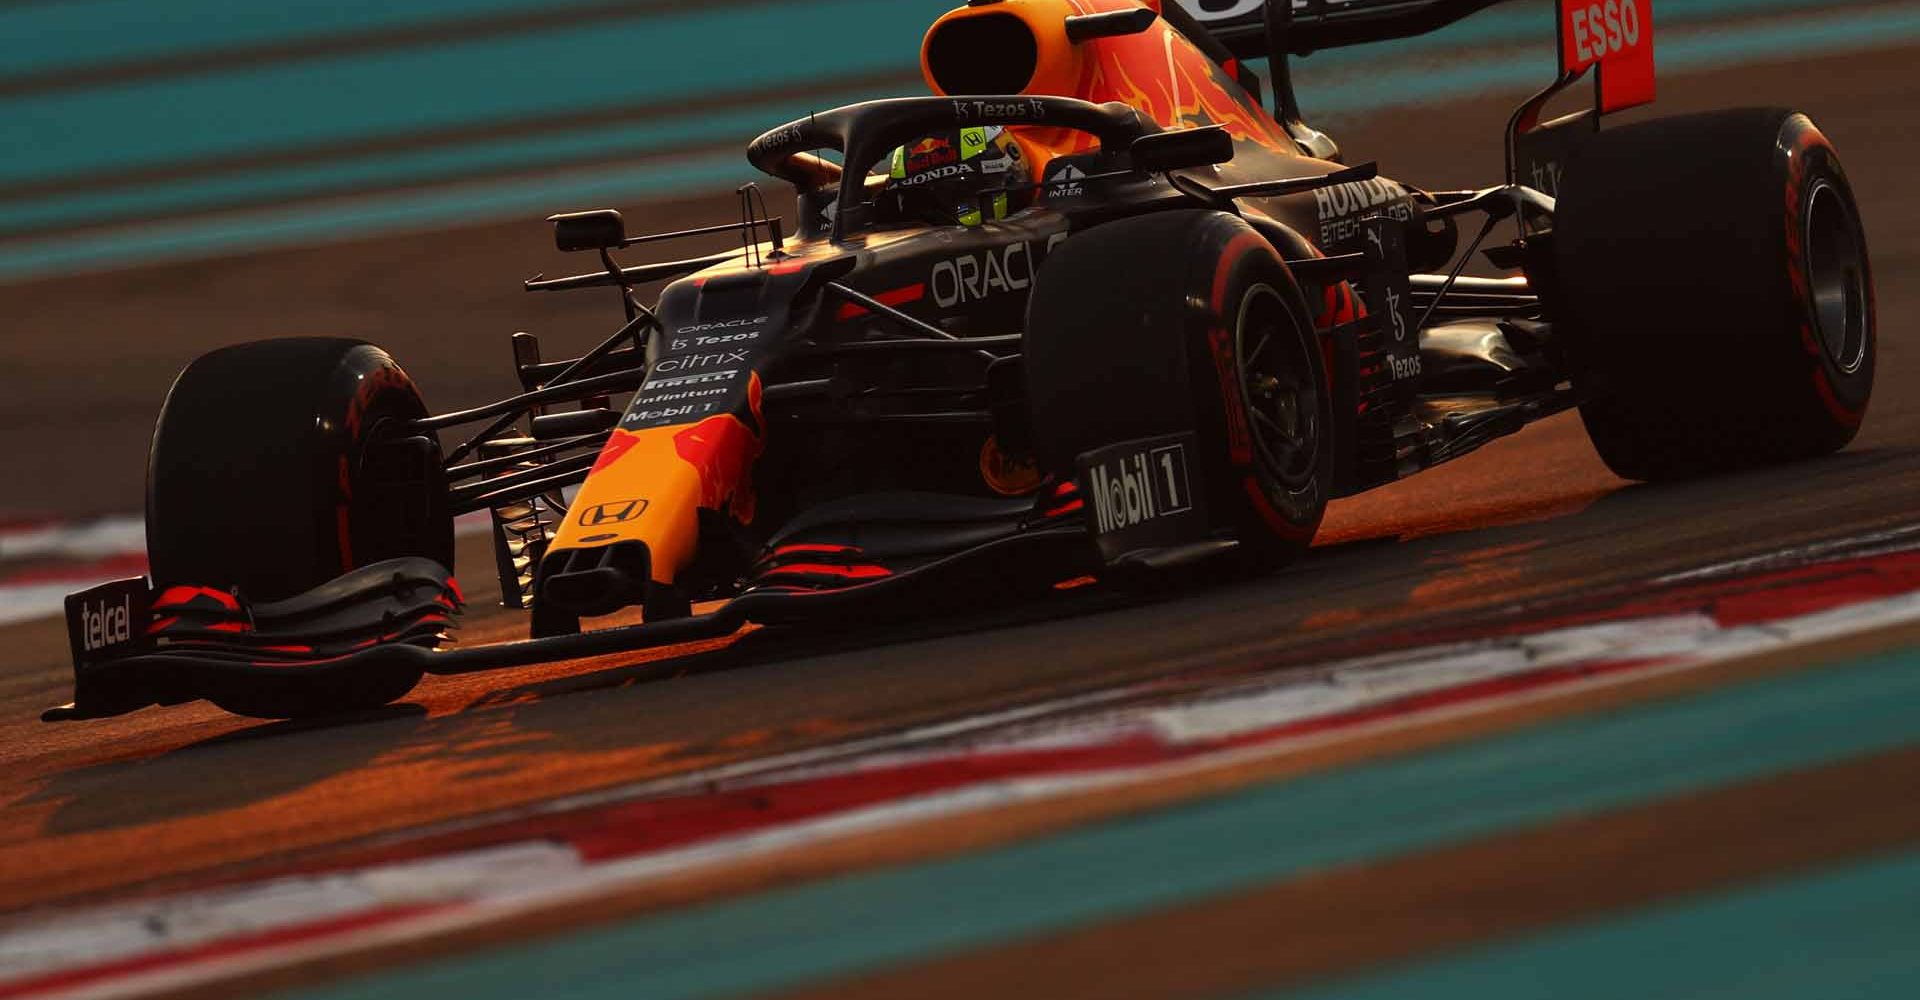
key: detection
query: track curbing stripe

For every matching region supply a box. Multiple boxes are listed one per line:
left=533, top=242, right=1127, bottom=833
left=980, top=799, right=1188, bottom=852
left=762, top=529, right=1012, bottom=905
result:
left=9, top=538, right=1920, bottom=999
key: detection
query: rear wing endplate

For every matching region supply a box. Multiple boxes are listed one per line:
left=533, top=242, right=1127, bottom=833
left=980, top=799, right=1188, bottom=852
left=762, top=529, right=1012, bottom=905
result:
left=1554, top=0, right=1655, bottom=114
left=1507, top=0, right=1656, bottom=192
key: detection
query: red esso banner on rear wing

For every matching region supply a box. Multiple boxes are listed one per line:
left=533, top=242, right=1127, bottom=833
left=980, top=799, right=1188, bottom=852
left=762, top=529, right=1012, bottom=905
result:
left=1559, top=0, right=1655, bottom=113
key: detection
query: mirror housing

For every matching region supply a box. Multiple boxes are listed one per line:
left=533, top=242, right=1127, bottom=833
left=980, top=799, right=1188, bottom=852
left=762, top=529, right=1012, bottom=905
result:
left=531, top=407, right=621, bottom=441
left=1063, top=8, right=1157, bottom=44
left=1129, top=126, right=1235, bottom=174
left=549, top=209, right=626, bottom=252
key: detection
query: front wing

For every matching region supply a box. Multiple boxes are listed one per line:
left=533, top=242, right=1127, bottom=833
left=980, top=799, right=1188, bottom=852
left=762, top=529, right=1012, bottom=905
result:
left=46, top=431, right=1253, bottom=722
left=44, top=526, right=1096, bottom=722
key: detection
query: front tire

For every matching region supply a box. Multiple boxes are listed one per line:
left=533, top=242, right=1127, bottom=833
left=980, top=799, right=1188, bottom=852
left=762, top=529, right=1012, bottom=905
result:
left=147, top=338, right=454, bottom=602
left=1551, top=108, right=1875, bottom=481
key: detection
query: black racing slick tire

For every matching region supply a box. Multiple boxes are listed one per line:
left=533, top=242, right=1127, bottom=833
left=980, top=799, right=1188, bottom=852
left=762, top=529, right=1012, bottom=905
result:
left=148, top=338, right=454, bottom=604
left=1551, top=108, right=1875, bottom=481
left=1025, top=210, right=1332, bottom=571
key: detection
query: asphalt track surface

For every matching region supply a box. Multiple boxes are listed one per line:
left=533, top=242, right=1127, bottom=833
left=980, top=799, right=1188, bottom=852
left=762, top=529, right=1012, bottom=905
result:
left=1, top=40, right=1917, bottom=955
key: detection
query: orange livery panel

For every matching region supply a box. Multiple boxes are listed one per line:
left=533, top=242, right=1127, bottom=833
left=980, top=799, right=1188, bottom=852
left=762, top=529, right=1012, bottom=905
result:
left=921, top=0, right=1292, bottom=156
left=546, top=373, right=765, bottom=586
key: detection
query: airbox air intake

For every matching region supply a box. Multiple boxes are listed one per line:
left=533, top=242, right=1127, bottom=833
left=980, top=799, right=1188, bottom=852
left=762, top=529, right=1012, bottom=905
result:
left=924, top=12, right=1039, bottom=95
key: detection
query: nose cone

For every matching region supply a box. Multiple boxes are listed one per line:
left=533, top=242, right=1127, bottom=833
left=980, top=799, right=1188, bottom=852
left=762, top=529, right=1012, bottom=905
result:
left=538, top=540, right=651, bottom=617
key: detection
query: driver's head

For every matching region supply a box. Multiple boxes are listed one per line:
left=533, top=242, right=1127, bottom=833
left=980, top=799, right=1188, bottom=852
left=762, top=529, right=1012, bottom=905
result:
left=876, top=126, right=1033, bottom=226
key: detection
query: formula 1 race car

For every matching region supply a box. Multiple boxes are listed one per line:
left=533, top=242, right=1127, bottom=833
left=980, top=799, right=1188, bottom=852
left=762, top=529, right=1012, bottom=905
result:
left=49, top=0, right=1875, bottom=721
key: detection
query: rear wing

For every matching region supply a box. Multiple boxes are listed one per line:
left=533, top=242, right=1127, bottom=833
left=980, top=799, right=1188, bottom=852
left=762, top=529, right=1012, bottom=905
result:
left=1162, top=0, right=1518, bottom=161
left=1168, top=0, right=1654, bottom=114
left=1167, top=0, right=1656, bottom=187
left=1170, top=0, right=1509, bottom=58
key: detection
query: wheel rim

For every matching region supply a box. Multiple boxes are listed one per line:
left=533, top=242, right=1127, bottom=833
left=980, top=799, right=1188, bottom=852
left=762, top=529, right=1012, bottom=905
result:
left=1804, top=179, right=1868, bottom=374
left=1234, top=284, right=1319, bottom=492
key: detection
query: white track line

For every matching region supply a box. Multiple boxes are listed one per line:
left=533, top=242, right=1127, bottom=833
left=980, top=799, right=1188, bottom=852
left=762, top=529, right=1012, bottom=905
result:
left=0, top=519, right=145, bottom=564
left=0, top=513, right=493, bottom=627
left=1651, top=522, right=1920, bottom=584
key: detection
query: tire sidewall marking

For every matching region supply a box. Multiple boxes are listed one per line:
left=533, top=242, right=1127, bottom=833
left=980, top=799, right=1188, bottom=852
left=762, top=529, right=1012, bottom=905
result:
left=1781, top=118, right=1872, bottom=427
left=1201, top=231, right=1325, bottom=541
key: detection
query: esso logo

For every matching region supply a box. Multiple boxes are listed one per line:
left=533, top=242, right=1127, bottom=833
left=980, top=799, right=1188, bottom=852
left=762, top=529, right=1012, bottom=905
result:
left=1558, top=0, right=1655, bottom=113
left=1564, top=0, right=1643, bottom=68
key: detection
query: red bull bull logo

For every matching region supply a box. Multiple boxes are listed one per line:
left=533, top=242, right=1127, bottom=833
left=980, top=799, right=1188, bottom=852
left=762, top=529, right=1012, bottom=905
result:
left=672, top=374, right=766, bottom=525
left=906, top=136, right=960, bottom=174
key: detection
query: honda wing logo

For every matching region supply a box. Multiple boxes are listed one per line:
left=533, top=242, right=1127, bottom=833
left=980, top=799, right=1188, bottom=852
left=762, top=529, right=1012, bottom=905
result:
left=579, top=498, right=648, bottom=527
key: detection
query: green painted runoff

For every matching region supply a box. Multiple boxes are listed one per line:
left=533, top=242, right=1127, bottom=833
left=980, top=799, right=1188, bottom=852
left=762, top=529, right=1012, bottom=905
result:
left=1249, top=847, right=1920, bottom=1000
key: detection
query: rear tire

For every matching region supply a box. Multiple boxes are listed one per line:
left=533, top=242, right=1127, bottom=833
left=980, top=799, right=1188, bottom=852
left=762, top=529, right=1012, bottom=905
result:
left=1551, top=108, right=1875, bottom=481
left=148, top=338, right=454, bottom=602
left=1025, top=210, right=1331, bottom=571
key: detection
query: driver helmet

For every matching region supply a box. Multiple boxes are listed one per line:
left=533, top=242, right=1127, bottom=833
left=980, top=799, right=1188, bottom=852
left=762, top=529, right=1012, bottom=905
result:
left=877, top=126, right=1033, bottom=226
